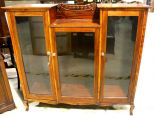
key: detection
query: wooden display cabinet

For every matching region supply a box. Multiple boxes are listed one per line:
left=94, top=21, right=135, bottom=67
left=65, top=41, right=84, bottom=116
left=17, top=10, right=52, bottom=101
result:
left=0, top=54, right=15, bottom=113
left=3, top=3, right=148, bottom=115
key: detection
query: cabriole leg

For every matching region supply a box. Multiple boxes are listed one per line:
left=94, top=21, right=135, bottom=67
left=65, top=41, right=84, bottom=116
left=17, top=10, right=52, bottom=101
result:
left=130, top=104, right=135, bottom=115
left=24, top=100, right=29, bottom=111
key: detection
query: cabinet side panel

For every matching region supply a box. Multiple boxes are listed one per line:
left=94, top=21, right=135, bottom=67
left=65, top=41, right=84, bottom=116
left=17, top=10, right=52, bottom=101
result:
left=128, top=9, right=148, bottom=104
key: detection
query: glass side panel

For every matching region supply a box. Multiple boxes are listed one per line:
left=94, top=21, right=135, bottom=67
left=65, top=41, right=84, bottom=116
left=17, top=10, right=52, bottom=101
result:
left=56, top=32, right=94, bottom=97
left=15, top=16, right=52, bottom=95
left=103, top=16, right=138, bottom=97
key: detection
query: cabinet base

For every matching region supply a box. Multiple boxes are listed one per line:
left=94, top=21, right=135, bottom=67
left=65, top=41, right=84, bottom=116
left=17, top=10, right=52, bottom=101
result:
left=24, top=99, right=134, bottom=115
left=130, top=105, right=135, bottom=115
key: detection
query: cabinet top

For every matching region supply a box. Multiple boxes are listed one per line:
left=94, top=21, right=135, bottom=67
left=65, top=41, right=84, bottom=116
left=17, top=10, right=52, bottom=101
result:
left=97, top=3, right=149, bottom=9
left=2, top=3, right=149, bottom=11
left=2, top=4, right=58, bottom=11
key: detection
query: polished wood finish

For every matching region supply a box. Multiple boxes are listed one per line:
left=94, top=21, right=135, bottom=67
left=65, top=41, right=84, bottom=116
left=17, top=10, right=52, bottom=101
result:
left=3, top=3, right=148, bottom=115
left=50, top=3, right=99, bottom=105
left=0, top=54, right=15, bottom=113
left=6, top=8, right=57, bottom=105
left=0, top=4, right=15, bottom=113
left=51, top=19, right=100, bottom=28
left=128, top=9, right=148, bottom=115
left=151, top=0, right=154, bottom=12
left=57, top=3, right=97, bottom=19
left=98, top=4, right=148, bottom=115
left=0, top=0, right=9, bottom=37
left=0, top=0, right=20, bottom=91
left=97, top=3, right=149, bottom=8
left=2, top=4, right=57, bottom=11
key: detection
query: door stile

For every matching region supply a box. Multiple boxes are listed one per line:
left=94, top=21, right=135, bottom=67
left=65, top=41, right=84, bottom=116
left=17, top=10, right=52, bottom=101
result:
left=6, top=12, right=29, bottom=99
left=99, top=10, right=108, bottom=102
left=43, top=11, right=57, bottom=100
left=49, top=27, right=61, bottom=102
left=128, top=10, right=148, bottom=104
left=94, top=27, right=100, bottom=103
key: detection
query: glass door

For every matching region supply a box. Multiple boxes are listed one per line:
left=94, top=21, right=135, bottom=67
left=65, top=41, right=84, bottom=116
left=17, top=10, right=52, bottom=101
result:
left=15, top=16, right=55, bottom=99
left=55, top=32, right=96, bottom=103
left=101, top=16, right=138, bottom=101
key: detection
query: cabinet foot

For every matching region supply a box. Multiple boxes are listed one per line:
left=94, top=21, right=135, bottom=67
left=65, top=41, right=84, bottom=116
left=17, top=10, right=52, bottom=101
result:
left=24, top=100, right=29, bottom=111
left=130, top=105, right=135, bottom=115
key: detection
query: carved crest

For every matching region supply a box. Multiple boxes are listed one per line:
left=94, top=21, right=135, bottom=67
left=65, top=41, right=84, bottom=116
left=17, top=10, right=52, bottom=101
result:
left=57, top=3, right=97, bottom=19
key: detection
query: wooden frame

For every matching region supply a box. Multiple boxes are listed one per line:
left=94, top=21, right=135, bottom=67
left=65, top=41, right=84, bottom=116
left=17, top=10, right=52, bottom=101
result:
left=0, top=55, right=15, bottom=113
left=2, top=3, right=149, bottom=115
left=6, top=7, right=58, bottom=110
left=49, top=3, right=100, bottom=105
left=98, top=5, right=148, bottom=115
left=50, top=27, right=100, bottom=105
left=0, top=0, right=10, bottom=37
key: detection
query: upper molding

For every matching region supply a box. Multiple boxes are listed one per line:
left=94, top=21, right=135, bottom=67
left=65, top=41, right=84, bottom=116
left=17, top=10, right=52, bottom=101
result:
left=97, top=3, right=149, bottom=9
left=2, top=4, right=58, bottom=11
left=2, top=3, right=149, bottom=12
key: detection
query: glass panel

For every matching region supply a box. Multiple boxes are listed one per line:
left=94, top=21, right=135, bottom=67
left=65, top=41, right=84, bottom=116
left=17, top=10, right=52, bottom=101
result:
left=103, top=16, right=138, bottom=97
left=56, top=32, right=94, bottom=97
left=15, top=16, right=52, bottom=95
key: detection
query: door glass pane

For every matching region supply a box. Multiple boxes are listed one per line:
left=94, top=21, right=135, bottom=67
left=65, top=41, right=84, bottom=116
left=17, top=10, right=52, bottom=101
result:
left=103, top=16, right=138, bottom=97
left=15, top=16, right=52, bottom=95
left=56, top=32, right=94, bottom=97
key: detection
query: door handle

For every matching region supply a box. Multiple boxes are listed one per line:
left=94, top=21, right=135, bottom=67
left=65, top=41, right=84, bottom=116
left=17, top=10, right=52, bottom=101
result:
left=47, top=51, right=56, bottom=65
left=47, top=51, right=51, bottom=56
left=52, top=53, right=56, bottom=56
left=101, top=52, right=105, bottom=57
left=47, top=51, right=56, bottom=56
left=47, top=51, right=51, bottom=65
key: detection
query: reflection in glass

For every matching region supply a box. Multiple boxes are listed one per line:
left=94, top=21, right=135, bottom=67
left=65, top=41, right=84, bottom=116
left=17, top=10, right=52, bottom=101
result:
left=104, top=16, right=138, bottom=97
left=15, top=16, right=52, bottom=95
left=56, top=32, right=94, bottom=97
